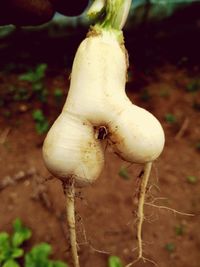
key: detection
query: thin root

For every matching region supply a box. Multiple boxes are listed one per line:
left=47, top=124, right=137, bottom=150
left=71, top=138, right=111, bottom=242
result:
left=89, top=242, right=110, bottom=255
left=125, top=256, right=158, bottom=267
left=136, top=162, right=152, bottom=259
left=63, top=180, right=80, bottom=267
left=0, top=128, right=10, bottom=145
left=145, top=203, right=195, bottom=217
left=175, top=117, right=189, bottom=140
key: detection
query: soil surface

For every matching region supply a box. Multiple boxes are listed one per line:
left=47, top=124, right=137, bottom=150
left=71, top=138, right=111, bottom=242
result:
left=0, top=63, right=200, bottom=267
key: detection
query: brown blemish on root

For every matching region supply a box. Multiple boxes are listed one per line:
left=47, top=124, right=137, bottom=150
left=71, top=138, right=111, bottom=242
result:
left=87, top=26, right=102, bottom=38
left=108, top=128, right=125, bottom=149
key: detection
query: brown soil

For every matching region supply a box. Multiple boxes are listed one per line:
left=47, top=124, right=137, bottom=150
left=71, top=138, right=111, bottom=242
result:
left=0, top=64, right=200, bottom=267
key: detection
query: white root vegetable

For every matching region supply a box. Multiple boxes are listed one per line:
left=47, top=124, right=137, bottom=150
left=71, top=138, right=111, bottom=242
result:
left=65, top=30, right=164, bottom=163
left=64, top=30, right=128, bottom=125
left=43, top=112, right=104, bottom=267
left=43, top=111, right=104, bottom=187
left=108, top=105, right=164, bottom=163
left=42, top=1, right=165, bottom=266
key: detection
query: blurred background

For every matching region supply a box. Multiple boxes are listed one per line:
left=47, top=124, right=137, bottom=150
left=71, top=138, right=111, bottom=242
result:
left=0, top=1, right=200, bottom=267
left=0, top=0, right=200, bottom=68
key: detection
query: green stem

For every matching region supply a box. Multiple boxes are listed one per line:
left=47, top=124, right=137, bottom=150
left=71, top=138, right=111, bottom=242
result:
left=101, top=0, right=132, bottom=30
left=88, top=0, right=132, bottom=30
left=87, top=0, right=106, bottom=19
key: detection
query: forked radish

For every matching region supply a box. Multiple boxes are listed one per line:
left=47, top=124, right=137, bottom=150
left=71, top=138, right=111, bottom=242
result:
left=43, top=1, right=165, bottom=266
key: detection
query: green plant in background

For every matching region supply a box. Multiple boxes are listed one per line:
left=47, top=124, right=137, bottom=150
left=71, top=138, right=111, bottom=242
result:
left=25, top=243, right=67, bottom=267
left=164, top=242, right=175, bottom=253
left=32, top=109, right=49, bottom=134
left=164, top=113, right=177, bottom=123
left=0, top=219, right=68, bottom=267
left=0, top=218, right=31, bottom=267
left=175, top=224, right=184, bottom=236
left=19, top=64, right=48, bottom=103
left=19, top=64, right=47, bottom=84
left=34, top=87, right=48, bottom=103
left=118, top=166, right=130, bottom=180
left=186, top=79, right=200, bottom=93
left=13, top=88, right=30, bottom=101
left=54, top=89, right=63, bottom=104
left=108, top=256, right=123, bottom=267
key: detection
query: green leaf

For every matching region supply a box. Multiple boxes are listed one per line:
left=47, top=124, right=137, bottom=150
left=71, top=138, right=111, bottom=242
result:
left=186, top=80, right=200, bottom=92
left=175, top=225, right=184, bottom=236
left=12, top=233, right=27, bottom=248
left=108, top=256, right=123, bottom=267
left=53, top=261, right=68, bottom=267
left=118, top=167, right=130, bottom=180
left=0, top=233, right=10, bottom=248
left=12, top=219, right=22, bottom=232
left=100, top=0, right=130, bottom=30
left=32, top=109, right=46, bottom=122
left=25, top=243, right=68, bottom=267
left=165, top=243, right=175, bottom=253
left=32, top=82, right=44, bottom=92
left=54, top=89, right=63, bottom=98
left=37, top=89, right=48, bottom=103
left=2, top=259, right=20, bottom=267
left=25, top=243, right=52, bottom=267
left=31, top=243, right=52, bottom=257
left=87, top=0, right=106, bottom=19
left=54, top=89, right=63, bottom=104
left=165, top=113, right=177, bottom=123
left=0, top=233, right=11, bottom=262
left=35, top=64, right=47, bottom=81
left=35, top=121, right=49, bottom=134
left=32, top=110, right=49, bottom=134
left=19, top=63, right=47, bottom=83
left=12, top=219, right=32, bottom=247
left=13, top=88, right=30, bottom=101
left=11, top=248, right=23, bottom=258
left=19, top=71, right=36, bottom=83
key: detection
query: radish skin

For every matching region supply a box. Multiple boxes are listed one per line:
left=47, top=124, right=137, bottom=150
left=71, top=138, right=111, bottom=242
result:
left=108, top=105, right=165, bottom=163
left=65, top=30, right=164, bottom=162
left=43, top=111, right=104, bottom=187
left=64, top=30, right=128, bottom=125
